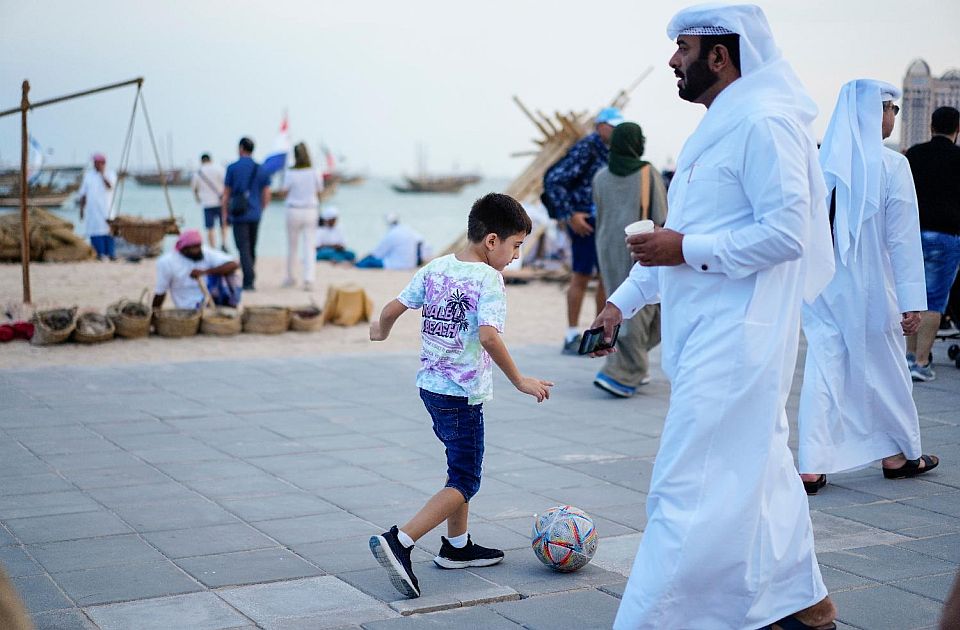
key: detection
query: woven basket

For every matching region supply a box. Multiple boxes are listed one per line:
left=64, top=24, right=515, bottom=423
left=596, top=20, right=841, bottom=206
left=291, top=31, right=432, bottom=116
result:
left=107, top=289, right=152, bottom=339
left=31, top=307, right=77, bottom=345
left=73, top=312, right=115, bottom=344
left=242, top=306, right=289, bottom=334
left=201, top=307, right=242, bottom=336
left=290, top=306, right=323, bottom=332
left=154, top=309, right=200, bottom=337
left=108, top=216, right=179, bottom=246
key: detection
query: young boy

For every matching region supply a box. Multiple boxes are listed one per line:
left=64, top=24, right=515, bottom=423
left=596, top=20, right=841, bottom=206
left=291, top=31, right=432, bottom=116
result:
left=368, top=193, right=554, bottom=599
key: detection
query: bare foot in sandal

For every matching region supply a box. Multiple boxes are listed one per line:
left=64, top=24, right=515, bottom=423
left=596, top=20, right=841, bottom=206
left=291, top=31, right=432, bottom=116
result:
left=882, top=453, right=940, bottom=479
left=773, top=595, right=837, bottom=629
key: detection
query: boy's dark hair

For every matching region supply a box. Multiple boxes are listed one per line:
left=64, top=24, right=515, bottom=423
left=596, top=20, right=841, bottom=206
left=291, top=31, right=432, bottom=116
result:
left=200, top=153, right=211, bottom=162
left=932, top=106, right=960, bottom=135
left=698, top=34, right=741, bottom=74
left=467, top=193, right=532, bottom=242
left=239, top=137, right=255, bottom=153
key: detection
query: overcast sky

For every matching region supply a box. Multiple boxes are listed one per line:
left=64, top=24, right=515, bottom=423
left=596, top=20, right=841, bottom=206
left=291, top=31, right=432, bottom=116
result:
left=1, top=0, right=958, bottom=177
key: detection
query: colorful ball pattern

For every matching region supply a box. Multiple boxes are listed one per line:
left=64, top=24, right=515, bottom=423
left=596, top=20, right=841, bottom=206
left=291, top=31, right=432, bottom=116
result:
left=531, top=505, right=599, bottom=572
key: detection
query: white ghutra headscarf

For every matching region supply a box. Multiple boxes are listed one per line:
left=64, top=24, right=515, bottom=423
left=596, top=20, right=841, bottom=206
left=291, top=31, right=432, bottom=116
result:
left=666, top=3, right=835, bottom=302
left=819, top=79, right=902, bottom=264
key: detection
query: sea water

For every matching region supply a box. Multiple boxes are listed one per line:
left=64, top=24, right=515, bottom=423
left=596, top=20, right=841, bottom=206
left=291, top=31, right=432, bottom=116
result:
left=48, top=176, right=510, bottom=258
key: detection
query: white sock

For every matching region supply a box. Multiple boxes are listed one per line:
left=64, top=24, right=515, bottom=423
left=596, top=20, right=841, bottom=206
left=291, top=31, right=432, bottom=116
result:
left=566, top=327, right=580, bottom=341
left=397, top=529, right=415, bottom=548
left=447, top=532, right=469, bottom=548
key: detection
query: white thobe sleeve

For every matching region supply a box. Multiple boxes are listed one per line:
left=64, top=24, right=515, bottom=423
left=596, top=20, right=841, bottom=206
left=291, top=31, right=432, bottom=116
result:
left=884, top=158, right=927, bottom=313
left=681, top=117, right=808, bottom=277
left=608, top=263, right=660, bottom=318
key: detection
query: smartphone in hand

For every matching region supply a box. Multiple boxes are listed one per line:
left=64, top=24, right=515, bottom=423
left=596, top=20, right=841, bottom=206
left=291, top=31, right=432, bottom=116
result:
left=578, top=324, right=620, bottom=355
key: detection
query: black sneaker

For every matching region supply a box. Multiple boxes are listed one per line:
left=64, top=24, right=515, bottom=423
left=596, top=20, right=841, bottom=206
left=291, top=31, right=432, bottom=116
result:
left=433, top=535, right=504, bottom=569
left=369, top=526, right=420, bottom=598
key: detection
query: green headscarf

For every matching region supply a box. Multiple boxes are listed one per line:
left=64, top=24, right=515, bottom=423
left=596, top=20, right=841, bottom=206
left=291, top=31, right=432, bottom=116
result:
left=608, top=122, right=648, bottom=176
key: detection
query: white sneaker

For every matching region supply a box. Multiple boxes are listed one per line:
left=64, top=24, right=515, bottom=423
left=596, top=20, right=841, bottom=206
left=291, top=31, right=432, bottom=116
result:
left=910, top=363, right=936, bottom=382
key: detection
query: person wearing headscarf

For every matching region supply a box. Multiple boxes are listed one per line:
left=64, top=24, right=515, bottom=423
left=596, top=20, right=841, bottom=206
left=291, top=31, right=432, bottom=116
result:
left=798, top=80, right=937, bottom=494
left=591, top=123, right=668, bottom=397
left=590, top=4, right=837, bottom=628
left=152, top=229, right=239, bottom=309
left=77, top=153, right=118, bottom=260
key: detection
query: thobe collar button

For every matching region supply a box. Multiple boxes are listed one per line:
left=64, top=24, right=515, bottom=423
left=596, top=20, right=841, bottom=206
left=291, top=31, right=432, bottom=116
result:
left=701, top=264, right=709, bottom=271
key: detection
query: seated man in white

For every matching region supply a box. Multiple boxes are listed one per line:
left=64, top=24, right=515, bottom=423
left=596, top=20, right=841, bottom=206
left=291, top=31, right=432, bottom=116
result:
left=153, top=229, right=240, bottom=310
left=355, top=213, right=425, bottom=270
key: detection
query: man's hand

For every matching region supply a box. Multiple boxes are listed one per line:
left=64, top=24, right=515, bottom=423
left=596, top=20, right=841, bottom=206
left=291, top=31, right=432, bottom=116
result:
left=901, top=311, right=921, bottom=336
left=369, top=320, right=387, bottom=341
left=514, top=376, right=554, bottom=403
left=189, top=269, right=205, bottom=279
left=628, top=228, right=685, bottom=266
left=589, top=302, right=623, bottom=357
left=568, top=212, right=594, bottom=237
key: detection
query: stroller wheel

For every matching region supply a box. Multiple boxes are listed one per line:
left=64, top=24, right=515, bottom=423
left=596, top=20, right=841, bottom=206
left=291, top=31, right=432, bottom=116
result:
left=948, top=344, right=960, bottom=361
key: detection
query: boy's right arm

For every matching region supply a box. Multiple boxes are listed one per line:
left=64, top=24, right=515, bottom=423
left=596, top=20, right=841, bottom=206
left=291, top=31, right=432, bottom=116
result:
left=479, top=325, right=553, bottom=403
left=370, top=299, right=409, bottom=341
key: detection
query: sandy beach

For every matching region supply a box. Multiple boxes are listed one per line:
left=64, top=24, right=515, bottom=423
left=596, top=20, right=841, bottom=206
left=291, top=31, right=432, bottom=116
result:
left=0, top=257, right=575, bottom=369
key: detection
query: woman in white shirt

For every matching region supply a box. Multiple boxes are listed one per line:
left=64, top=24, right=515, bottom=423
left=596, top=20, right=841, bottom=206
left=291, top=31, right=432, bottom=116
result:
left=281, top=142, right=324, bottom=290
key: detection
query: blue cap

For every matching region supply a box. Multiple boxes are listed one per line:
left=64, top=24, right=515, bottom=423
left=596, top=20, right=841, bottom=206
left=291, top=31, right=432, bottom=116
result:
left=595, top=107, right=625, bottom=127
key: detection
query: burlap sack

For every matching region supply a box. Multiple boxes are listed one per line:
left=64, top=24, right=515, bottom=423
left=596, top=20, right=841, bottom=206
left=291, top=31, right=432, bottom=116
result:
left=322, top=284, right=373, bottom=326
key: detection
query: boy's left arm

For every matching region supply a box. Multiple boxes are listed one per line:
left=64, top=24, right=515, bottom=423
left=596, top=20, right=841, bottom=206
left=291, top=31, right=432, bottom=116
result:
left=370, top=299, right=409, bottom=341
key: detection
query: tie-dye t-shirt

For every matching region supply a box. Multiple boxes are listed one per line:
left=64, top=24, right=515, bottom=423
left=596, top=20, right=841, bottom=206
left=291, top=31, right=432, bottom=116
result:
left=397, top=254, right=507, bottom=404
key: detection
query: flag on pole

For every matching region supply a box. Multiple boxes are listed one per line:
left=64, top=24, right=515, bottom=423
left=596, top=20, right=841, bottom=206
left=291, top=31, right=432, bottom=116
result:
left=261, top=113, right=290, bottom=176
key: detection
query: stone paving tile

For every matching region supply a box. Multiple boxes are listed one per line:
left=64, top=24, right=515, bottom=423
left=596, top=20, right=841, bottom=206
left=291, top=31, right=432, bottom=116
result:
left=461, top=552, right=624, bottom=598
left=823, top=501, right=960, bottom=538
left=4, top=511, right=133, bottom=544
left=40, top=451, right=146, bottom=472
left=51, top=559, right=202, bottom=606
left=182, top=474, right=297, bottom=499
left=251, top=512, right=381, bottom=546
left=11, top=574, right=73, bottom=614
left=818, top=544, right=958, bottom=582
left=0, top=473, right=75, bottom=497
left=0, top=545, right=44, bottom=577
left=811, top=512, right=912, bottom=554
left=539, top=483, right=648, bottom=513
left=84, top=481, right=200, bottom=507
left=894, top=532, right=960, bottom=563
left=294, top=536, right=435, bottom=575
left=31, top=608, right=98, bottom=630
left=85, top=591, right=252, bottom=630
left=64, top=464, right=173, bottom=490
left=216, top=493, right=341, bottom=522
left=890, top=571, right=958, bottom=604
left=0, top=490, right=101, bottom=520
left=337, top=563, right=518, bottom=615
left=28, top=534, right=167, bottom=573
left=110, top=497, right=241, bottom=532
left=152, top=459, right=266, bottom=483
left=361, top=606, right=521, bottom=629
left=218, top=576, right=398, bottom=629
left=818, top=565, right=881, bottom=593
left=901, top=492, right=960, bottom=519
left=831, top=584, right=943, bottom=630
left=0, top=523, right=16, bottom=546
left=143, top=522, right=280, bottom=559
left=590, top=533, right=641, bottom=578
left=491, top=588, right=621, bottom=629
left=175, top=547, right=323, bottom=588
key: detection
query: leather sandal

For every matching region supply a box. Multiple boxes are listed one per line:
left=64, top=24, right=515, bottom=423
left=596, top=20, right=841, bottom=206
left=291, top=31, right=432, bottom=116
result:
left=883, top=454, right=939, bottom=479
left=802, top=474, right=826, bottom=496
left=771, top=614, right=837, bottom=629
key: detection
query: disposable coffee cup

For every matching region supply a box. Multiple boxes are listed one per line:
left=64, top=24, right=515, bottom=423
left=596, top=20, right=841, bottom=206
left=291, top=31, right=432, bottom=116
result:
left=624, top=219, right=655, bottom=236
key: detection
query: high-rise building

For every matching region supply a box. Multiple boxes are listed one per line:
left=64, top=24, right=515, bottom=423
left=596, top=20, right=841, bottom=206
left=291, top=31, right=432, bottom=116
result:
left=901, top=59, right=960, bottom=151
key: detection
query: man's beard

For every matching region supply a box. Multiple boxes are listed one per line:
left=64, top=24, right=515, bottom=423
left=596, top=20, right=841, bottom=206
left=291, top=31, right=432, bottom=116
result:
left=181, top=251, right=203, bottom=261
left=677, top=58, right=719, bottom=102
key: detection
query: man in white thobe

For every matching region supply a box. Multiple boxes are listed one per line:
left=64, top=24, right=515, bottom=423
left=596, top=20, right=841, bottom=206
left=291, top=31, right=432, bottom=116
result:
left=591, top=4, right=837, bottom=629
left=798, top=80, right=938, bottom=492
left=77, top=153, right=117, bottom=260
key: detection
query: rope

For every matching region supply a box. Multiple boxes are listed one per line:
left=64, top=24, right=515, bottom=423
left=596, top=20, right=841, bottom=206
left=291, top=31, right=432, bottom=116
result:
left=138, top=91, right=175, bottom=220
left=110, top=84, right=140, bottom=220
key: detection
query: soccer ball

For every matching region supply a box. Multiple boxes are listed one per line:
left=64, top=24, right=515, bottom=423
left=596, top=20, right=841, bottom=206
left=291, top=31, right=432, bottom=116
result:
left=531, top=505, right=599, bottom=572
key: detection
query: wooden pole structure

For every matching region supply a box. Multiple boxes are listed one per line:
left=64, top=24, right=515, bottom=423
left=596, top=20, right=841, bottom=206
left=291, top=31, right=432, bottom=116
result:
left=19, top=81, right=30, bottom=304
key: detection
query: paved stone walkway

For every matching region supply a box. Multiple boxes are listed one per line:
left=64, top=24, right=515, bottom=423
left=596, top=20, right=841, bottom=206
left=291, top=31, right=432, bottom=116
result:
left=1, top=340, right=958, bottom=629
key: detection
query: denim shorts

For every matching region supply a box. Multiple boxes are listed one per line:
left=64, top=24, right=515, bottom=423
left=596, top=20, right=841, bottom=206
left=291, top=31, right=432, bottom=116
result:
left=567, top=216, right=598, bottom=276
left=419, top=389, right=484, bottom=502
left=203, top=206, right=224, bottom=229
left=921, top=230, right=960, bottom=313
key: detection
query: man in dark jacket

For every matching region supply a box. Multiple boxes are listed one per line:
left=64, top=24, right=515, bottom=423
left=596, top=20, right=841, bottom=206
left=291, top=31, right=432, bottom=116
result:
left=905, top=106, right=960, bottom=381
left=222, top=137, right=271, bottom=291
left=543, top=107, right=623, bottom=354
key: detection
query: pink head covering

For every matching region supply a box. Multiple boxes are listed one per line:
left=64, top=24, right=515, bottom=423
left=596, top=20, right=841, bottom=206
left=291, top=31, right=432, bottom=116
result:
left=92, top=153, right=106, bottom=163
left=175, top=229, right=203, bottom=251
